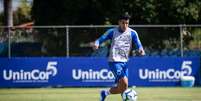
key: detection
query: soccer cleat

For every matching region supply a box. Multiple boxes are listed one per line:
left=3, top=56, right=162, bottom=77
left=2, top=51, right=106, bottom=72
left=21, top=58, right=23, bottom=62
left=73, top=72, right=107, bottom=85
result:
left=100, top=90, right=107, bottom=101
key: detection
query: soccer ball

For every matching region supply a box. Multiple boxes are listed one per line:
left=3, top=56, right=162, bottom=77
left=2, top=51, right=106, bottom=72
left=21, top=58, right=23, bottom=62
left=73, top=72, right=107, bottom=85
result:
left=122, top=89, right=138, bottom=101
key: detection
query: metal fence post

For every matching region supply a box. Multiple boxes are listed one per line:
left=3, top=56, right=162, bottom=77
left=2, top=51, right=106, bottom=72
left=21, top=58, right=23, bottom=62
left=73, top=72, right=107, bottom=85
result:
left=8, top=27, right=11, bottom=58
left=66, top=26, right=69, bottom=57
left=180, top=25, right=184, bottom=57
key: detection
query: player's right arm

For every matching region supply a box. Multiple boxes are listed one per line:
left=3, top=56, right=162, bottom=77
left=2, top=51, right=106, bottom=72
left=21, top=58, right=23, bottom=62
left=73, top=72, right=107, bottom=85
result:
left=90, top=29, right=113, bottom=50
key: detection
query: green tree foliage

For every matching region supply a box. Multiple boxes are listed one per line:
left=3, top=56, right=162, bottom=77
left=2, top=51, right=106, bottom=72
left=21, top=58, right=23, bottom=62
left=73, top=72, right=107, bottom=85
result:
left=32, top=0, right=106, bottom=25
left=32, top=0, right=201, bottom=25
left=157, top=0, right=201, bottom=24
left=13, top=0, right=32, bottom=25
left=0, top=0, right=32, bottom=26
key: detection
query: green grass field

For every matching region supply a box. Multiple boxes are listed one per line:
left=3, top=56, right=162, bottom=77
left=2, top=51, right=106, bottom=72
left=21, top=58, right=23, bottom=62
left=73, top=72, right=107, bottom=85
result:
left=0, top=87, right=201, bottom=101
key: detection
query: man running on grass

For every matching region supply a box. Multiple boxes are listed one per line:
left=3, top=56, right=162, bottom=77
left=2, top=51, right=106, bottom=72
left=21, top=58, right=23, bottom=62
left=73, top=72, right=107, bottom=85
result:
left=91, top=12, right=145, bottom=101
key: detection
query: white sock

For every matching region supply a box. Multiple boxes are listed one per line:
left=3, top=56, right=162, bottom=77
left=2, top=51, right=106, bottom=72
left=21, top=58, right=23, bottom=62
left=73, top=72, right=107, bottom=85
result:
left=105, top=89, right=110, bottom=96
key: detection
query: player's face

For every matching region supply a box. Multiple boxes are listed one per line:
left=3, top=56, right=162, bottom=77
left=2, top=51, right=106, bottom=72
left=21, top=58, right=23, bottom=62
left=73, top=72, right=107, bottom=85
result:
left=118, top=19, right=129, bottom=32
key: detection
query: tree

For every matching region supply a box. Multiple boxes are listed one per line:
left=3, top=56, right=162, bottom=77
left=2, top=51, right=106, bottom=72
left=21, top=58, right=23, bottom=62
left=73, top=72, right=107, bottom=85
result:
left=156, top=0, right=201, bottom=24
left=13, top=0, right=32, bottom=25
left=0, top=12, right=3, bottom=26
left=31, top=0, right=201, bottom=25
left=3, top=0, right=13, bottom=26
left=32, top=0, right=105, bottom=25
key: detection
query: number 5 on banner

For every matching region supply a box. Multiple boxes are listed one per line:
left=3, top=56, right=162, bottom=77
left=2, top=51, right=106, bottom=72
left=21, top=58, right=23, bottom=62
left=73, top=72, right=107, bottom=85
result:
left=47, top=61, right=58, bottom=76
left=181, top=61, right=192, bottom=76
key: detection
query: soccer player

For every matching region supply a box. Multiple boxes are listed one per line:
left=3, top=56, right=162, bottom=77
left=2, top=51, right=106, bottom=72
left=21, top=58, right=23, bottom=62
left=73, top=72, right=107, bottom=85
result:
left=91, top=12, right=145, bottom=101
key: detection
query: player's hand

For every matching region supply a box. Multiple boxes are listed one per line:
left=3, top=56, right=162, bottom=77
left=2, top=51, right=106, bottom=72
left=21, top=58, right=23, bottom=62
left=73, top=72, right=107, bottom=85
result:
left=136, top=49, right=145, bottom=56
left=89, top=42, right=99, bottom=50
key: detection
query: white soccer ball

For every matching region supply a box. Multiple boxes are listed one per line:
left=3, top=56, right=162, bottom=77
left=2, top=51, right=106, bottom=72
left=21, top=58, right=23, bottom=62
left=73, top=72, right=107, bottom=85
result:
left=122, top=89, right=138, bottom=101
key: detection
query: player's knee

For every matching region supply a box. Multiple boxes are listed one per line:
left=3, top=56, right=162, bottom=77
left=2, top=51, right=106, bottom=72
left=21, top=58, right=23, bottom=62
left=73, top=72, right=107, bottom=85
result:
left=120, top=83, right=128, bottom=93
left=118, top=78, right=128, bottom=93
left=118, top=85, right=127, bottom=93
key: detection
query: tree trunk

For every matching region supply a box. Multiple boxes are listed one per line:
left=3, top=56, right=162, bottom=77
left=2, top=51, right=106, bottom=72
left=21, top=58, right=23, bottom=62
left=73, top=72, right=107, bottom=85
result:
left=4, top=0, right=13, bottom=27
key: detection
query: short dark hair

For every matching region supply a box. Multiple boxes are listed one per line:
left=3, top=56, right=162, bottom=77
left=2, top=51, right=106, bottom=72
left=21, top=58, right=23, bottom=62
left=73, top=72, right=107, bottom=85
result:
left=119, top=12, right=131, bottom=20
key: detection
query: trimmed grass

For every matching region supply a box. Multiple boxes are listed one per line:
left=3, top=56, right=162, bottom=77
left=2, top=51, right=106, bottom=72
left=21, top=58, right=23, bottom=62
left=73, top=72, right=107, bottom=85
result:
left=0, top=87, right=200, bottom=101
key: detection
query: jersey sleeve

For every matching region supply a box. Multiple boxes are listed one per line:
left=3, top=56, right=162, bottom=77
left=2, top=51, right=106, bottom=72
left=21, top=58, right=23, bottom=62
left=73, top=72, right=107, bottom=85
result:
left=95, top=28, right=113, bottom=46
left=131, top=30, right=143, bottom=50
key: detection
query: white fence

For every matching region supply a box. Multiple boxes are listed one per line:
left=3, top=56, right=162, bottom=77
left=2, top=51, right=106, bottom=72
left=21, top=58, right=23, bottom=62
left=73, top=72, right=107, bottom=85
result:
left=0, top=25, right=201, bottom=58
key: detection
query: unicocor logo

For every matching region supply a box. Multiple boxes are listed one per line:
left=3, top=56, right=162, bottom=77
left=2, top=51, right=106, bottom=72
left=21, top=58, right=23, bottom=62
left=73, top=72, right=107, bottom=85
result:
left=3, top=61, right=58, bottom=82
left=139, top=61, right=192, bottom=81
left=72, top=69, right=114, bottom=82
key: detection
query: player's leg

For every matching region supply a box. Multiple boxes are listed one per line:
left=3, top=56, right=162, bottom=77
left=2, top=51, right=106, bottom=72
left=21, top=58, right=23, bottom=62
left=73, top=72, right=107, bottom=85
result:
left=100, top=77, right=128, bottom=101
left=109, top=76, right=128, bottom=94
left=110, top=62, right=128, bottom=93
left=109, top=62, right=128, bottom=94
left=100, top=62, right=128, bottom=101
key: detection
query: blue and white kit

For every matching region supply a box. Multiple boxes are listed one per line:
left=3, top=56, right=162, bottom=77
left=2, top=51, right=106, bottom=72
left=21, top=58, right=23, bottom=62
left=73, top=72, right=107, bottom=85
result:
left=95, top=27, right=143, bottom=82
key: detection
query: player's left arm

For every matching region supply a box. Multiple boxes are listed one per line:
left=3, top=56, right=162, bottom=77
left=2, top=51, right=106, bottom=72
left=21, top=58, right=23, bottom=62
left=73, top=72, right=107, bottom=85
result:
left=131, top=31, right=145, bottom=56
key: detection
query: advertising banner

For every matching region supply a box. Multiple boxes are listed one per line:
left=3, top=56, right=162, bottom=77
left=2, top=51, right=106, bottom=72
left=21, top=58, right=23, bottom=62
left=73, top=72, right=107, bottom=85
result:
left=0, top=57, right=114, bottom=87
left=0, top=57, right=200, bottom=87
left=128, top=57, right=200, bottom=86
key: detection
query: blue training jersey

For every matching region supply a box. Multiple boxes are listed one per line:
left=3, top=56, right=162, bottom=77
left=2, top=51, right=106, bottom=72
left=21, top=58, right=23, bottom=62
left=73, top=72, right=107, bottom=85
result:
left=95, top=27, right=143, bottom=62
